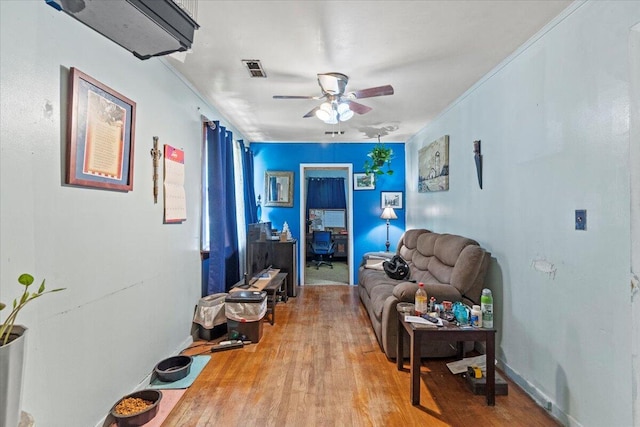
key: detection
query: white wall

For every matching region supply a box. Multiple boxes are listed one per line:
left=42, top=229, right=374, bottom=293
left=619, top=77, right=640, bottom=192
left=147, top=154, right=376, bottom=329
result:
left=0, top=2, right=241, bottom=426
left=405, top=2, right=639, bottom=426
left=630, top=21, right=640, bottom=427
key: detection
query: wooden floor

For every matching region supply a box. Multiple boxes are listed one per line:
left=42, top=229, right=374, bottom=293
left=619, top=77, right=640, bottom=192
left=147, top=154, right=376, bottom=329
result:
left=164, top=285, right=559, bottom=427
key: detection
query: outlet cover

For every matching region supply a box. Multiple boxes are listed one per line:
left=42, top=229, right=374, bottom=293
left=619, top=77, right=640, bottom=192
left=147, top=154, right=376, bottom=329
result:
left=575, top=209, right=586, bottom=230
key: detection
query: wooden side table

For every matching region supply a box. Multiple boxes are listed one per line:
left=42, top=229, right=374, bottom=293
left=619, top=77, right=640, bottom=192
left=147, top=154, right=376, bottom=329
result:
left=396, top=311, right=496, bottom=406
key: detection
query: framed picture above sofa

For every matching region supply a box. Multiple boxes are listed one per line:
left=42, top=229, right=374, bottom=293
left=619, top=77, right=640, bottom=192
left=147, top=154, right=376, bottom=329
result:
left=381, top=191, right=403, bottom=209
left=418, top=135, right=449, bottom=193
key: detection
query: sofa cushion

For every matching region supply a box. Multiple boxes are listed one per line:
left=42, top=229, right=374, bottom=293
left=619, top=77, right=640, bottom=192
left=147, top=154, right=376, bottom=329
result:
left=434, top=234, right=479, bottom=266
left=409, top=269, right=440, bottom=285
left=392, top=281, right=419, bottom=301
left=369, top=284, right=395, bottom=320
left=358, top=268, right=390, bottom=296
left=417, top=233, right=438, bottom=256
left=427, top=257, right=452, bottom=284
left=392, top=277, right=463, bottom=303
left=450, top=245, right=491, bottom=299
left=397, top=229, right=430, bottom=264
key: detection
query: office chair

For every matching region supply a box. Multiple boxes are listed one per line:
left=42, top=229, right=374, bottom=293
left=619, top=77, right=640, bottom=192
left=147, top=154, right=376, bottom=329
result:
left=309, top=230, right=335, bottom=269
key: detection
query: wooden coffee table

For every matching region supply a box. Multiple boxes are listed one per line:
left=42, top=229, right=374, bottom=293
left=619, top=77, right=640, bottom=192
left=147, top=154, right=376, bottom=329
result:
left=230, top=269, right=287, bottom=325
left=263, top=272, right=287, bottom=325
left=396, top=311, right=496, bottom=406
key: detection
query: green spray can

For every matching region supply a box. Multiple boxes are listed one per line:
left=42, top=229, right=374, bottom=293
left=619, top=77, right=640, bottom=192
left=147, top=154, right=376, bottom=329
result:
left=480, top=288, right=493, bottom=328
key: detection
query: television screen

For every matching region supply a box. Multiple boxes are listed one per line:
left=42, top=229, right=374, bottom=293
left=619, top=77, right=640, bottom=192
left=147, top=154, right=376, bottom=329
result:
left=246, top=222, right=273, bottom=282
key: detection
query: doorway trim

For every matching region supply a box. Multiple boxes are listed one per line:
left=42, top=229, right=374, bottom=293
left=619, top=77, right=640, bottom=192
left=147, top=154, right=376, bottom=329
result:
left=299, top=163, right=354, bottom=286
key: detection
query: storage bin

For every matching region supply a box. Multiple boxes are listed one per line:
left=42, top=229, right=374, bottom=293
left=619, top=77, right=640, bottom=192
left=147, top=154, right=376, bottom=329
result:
left=225, top=291, right=267, bottom=343
left=193, top=293, right=228, bottom=340
left=225, top=291, right=267, bottom=322
left=227, top=318, right=264, bottom=343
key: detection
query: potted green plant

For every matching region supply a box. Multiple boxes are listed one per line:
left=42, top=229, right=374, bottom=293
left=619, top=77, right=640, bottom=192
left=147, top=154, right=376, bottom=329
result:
left=364, top=139, right=394, bottom=176
left=1, top=274, right=64, bottom=427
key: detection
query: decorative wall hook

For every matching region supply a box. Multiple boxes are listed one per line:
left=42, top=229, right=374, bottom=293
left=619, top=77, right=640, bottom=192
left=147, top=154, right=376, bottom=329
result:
left=150, top=136, right=162, bottom=203
left=473, top=140, right=483, bottom=189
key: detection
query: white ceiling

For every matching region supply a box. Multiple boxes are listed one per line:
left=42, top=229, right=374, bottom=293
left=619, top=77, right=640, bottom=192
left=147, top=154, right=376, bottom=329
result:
left=166, top=0, right=573, bottom=143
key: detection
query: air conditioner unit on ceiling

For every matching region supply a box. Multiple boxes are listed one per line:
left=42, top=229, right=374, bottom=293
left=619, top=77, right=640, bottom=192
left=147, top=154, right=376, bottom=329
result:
left=46, top=0, right=200, bottom=60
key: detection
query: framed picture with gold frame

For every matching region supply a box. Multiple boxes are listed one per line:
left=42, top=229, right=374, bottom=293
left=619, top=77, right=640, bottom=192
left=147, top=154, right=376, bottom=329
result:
left=66, top=67, right=136, bottom=191
left=265, top=170, right=294, bottom=207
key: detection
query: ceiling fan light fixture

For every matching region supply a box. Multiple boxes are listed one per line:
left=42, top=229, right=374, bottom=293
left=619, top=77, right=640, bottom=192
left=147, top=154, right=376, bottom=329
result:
left=337, top=102, right=350, bottom=115
left=316, top=109, right=331, bottom=121
left=339, top=108, right=354, bottom=121
left=324, top=110, right=338, bottom=124
left=274, top=73, right=394, bottom=124
left=320, top=102, right=332, bottom=112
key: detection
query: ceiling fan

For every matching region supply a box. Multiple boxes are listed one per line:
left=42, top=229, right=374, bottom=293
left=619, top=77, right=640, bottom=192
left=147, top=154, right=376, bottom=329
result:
left=273, top=72, right=394, bottom=124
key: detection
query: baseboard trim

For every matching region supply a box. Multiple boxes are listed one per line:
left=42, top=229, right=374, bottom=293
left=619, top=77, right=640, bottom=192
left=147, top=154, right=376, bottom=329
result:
left=498, top=359, right=581, bottom=427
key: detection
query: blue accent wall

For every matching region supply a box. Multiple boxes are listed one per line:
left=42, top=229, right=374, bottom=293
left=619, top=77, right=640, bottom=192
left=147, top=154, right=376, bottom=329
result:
left=251, top=142, right=406, bottom=283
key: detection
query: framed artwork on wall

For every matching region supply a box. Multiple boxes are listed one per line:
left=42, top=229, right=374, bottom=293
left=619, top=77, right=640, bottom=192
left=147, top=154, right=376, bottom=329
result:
left=418, top=135, right=449, bottom=193
left=265, top=170, right=294, bottom=207
left=66, top=67, right=136, bottom=191
left=353, top=173, right=375, bottom=190
left=381, top=191, right=403, bottom=209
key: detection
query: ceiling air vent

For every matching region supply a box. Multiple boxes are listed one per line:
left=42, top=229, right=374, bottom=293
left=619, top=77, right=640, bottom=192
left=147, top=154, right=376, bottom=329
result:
left=242, top=60, right=267, bottom=78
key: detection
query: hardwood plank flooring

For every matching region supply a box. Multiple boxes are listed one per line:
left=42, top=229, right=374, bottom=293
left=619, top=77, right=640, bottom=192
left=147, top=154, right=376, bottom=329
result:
left=164, top=285, right=559, bottom=426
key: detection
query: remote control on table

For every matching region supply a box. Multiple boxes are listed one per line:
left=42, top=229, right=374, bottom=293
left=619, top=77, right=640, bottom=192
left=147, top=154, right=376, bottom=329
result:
left=421, top=314, right=439, bottom=323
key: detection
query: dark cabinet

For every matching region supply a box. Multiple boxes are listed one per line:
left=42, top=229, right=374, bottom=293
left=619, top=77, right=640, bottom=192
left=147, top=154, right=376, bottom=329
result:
left=271, top=240, right=298, bottom=297
left=332, top=235, right=348, bottom=258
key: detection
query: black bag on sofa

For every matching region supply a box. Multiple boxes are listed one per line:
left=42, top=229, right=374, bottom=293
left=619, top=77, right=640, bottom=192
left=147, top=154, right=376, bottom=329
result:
left=383, top=255, right=410, bottom=280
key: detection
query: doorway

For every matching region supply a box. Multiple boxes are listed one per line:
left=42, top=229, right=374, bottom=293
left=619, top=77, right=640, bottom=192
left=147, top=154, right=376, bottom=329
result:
left=299, top=163, right=354, bottom=286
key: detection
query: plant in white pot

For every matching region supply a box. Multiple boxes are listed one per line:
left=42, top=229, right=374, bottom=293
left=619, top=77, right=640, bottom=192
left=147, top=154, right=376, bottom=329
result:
left=1, top=274, right=64, bottom=427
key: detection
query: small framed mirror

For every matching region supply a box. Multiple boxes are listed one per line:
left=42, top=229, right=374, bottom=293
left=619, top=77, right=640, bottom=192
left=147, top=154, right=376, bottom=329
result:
left=265, top=171, right=294, bottom=207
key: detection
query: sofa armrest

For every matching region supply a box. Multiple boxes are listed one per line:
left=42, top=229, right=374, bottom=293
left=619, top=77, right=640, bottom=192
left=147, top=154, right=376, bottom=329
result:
left=360, top=251, right=393, bottom=268
left=363, top=251, right=393, bottom=261
left=392, top=281, right=419, bottom=302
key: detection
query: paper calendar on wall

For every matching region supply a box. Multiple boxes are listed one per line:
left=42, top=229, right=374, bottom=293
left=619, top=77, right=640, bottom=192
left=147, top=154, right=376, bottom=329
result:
left=163, top=145, right=186, bottom=223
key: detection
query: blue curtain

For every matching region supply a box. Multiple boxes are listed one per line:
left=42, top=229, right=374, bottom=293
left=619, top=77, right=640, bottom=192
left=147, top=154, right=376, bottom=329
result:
left=240, top=140, right=258, bottom=226
left=306, top=177, right=347, bottom=210
left=206, top=121, right=240, bottom=294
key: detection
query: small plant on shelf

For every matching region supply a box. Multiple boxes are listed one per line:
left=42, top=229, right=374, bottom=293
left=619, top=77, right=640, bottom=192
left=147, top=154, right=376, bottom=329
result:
left=0, top=273, right=65, bottom=345
left=364, top=135, right=394, bottom=176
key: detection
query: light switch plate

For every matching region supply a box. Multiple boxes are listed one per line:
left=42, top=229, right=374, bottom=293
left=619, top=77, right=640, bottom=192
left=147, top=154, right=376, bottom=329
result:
left=575, top=209, right=586, bottom=230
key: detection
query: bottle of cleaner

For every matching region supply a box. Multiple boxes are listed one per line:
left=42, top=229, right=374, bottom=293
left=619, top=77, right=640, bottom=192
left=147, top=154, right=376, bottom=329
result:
left=415, top=283, right=428, bottom=315
left=480, top=288, right=493, bottom=328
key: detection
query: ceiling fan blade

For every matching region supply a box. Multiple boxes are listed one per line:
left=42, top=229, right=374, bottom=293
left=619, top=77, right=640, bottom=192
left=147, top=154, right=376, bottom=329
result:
left=273, top=95, right=322, bottom=100
left=345, top=101, right=372, bottom=115
left=303, top=106, right=320, bottom=118
left=349, top=85, right=394, bottom=99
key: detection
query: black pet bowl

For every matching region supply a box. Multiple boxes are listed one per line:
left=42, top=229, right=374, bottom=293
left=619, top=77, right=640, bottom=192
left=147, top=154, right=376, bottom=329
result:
left=111, top=389, right=162, bottom=427
left=154, top=355, right=193, bottom=382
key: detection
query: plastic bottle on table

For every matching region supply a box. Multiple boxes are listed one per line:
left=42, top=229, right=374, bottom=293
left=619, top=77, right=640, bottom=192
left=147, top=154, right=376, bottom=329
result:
left=480, top=288, right=493, bottom=328
left=471, top=304, right=482, bottom=328
left=414, top=283, right=428, bottom=315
